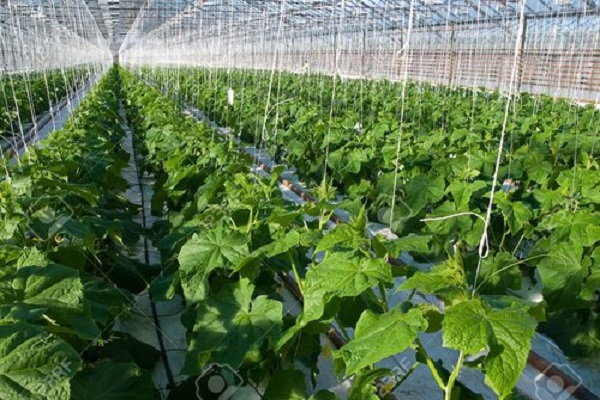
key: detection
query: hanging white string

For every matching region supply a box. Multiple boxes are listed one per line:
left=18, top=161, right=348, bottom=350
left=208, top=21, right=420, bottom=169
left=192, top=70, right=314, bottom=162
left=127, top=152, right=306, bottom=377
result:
left=389, top=0, right=414, bottom=229
left=472, top=0, right=528, bottom=297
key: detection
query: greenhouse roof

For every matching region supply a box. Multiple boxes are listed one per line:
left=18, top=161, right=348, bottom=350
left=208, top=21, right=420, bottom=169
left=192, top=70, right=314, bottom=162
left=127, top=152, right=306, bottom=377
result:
left=1, top=0, right=600, bottom=54
left=93, top=0, right=600, bottom=43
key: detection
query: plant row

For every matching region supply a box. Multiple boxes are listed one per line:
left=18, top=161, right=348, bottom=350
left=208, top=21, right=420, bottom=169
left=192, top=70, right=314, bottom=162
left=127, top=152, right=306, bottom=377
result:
left=1, top=67, right=95, bottom=135
left=138, top=66, right=600, bottom=360
left=0, top=68, right=161, bottom=399
left=121, top=68, right=543, bottom=400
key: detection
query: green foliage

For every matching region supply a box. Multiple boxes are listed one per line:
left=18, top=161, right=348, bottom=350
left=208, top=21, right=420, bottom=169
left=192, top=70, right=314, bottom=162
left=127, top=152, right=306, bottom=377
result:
left=335, top=308, right=427, bottom=375
left=442, top=300, right=537, bottom=399
left=0, top=68, right=159, bottom=399
left=118, top=66, right=600, bottom=399
left=0, top=67, right=94, bottom=136
left=178, top=222, right=248, bottom=303
left=185, top=279, right=283, bottom=371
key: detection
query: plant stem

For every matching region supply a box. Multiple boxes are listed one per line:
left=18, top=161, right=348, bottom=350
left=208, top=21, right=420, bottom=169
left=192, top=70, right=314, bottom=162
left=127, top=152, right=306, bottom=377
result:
left=511, top=232, right=526, bottom=258
left=499, top=221, right=508, bottom=250
left=407, top=288, right=417, bottom=302
left=445, top=351, right=465, bottom=400
left=378, top=282, right=390, bottom=312
left=319, top=210, right=331, bottom=231
left=288, top=251, right=304, bottom=294
left=335, top=317, right=352, bottom=342
left=246, top=207, right=254, bottom=234
left=416, top=338, right=446, bottom=391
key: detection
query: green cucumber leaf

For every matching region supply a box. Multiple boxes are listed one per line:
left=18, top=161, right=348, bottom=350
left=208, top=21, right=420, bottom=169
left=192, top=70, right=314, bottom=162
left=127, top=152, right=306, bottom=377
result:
left=0, top=264, right=84, bottom=313
left=442, top=299, right=537, bottom=399
left=389, top=234, right=432, bottom=255
left=263, top=368, right=306, bottom=400
left=336, top=308, right=427, bottom=375
left=70, top=362, right=156, bottom=400
left=301, top=253, right=392, bottom=324
left=477, top=252, right=521, bottom=295
left=236, top=230, right=301, bottom=272
left=541, top=310, right=600, bottom=358
left=523, top=153, right=552, bottom=184
left=185, top=279, right=282, bottom=371
left=178, top=222, right=248, bottom=303
left=348, top=368, right=391, bottom=400
left=539, top=210, right=600, bottom=247
left=315, top=224, right=366, bottom=254
left=399, top=257, right=467, bottom=301
left=0, top=322, right=80, bottom=400
left=536, top=243, right=584, bottom=309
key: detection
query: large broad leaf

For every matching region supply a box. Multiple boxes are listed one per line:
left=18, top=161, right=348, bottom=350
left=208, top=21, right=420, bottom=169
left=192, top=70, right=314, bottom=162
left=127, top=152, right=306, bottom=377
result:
left=83, top=276, right=131, bottom=326
left=16, top=247, right=48, bottom=269
left=342, top=148, right=369, bottom=175
left=442, top=299, right=537, bottom=399
left=100, top=334, right=161, bottom=370
left=447, top=180, right=487, bottom=209
left=582, top=248, right=600, bottom=302
left=0, top=322, right=81, bottom=400
left=185, top=279, right=282, bottom=371
left=36, top=179, right=100, bottom=206
left=315, top=224, right=366, bottom=254
left=388, top=234, right=432, bottom=255
left=536, top=243, right=584, bottom=309
left=404, top=174, right=445, bottom=214
left=335, top=308, right=427, bottom=375
left=424, top=201, right=482, bottom=247
left=523, top=152, right=552, bottom=184
left=477, top=252, right=521, bottom=295
left=538, top=210, right=600, bottom=247
left=532, top=189, right=563, bottom=209
left=0, top=264, right=84, bottom=313
left=399, top=257, right=467, bottom=301
left=556, top=169, right=600, bottom=204
left=263, top=369, right=306, bottom=400
left=301, top=253, right=392, bottom=324
left=235, top=230, right=301, bottom=272
left=541, top=310, right=600, bottom=358
left=497, top=199, right=532, bottom=235
left=70, top=362, right=156, bottom=400
left=578, top=169, right=600, bottom=204
left=178, top=222, right=248, bottom=303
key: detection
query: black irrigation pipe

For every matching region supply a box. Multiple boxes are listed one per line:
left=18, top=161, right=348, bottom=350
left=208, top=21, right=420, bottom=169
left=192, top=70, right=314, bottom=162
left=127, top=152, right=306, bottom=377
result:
left=141, top=76, right=599, bottom=400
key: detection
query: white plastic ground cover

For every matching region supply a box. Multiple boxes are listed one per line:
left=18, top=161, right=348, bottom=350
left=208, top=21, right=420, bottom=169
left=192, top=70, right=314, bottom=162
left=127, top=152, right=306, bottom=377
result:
left=160, top=85, right=600, bottom=400
left=113, top=105, right=188, bottom=399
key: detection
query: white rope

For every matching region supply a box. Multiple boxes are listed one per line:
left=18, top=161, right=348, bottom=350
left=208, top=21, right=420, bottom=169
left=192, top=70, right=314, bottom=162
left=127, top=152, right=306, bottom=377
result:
left=421, top=212, right=489, bottom=258
left=421, top=212, right=486, bottom=224
left=472, top=0, right=527, bottom=296
left=389, top=0, right=415, bottom=228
